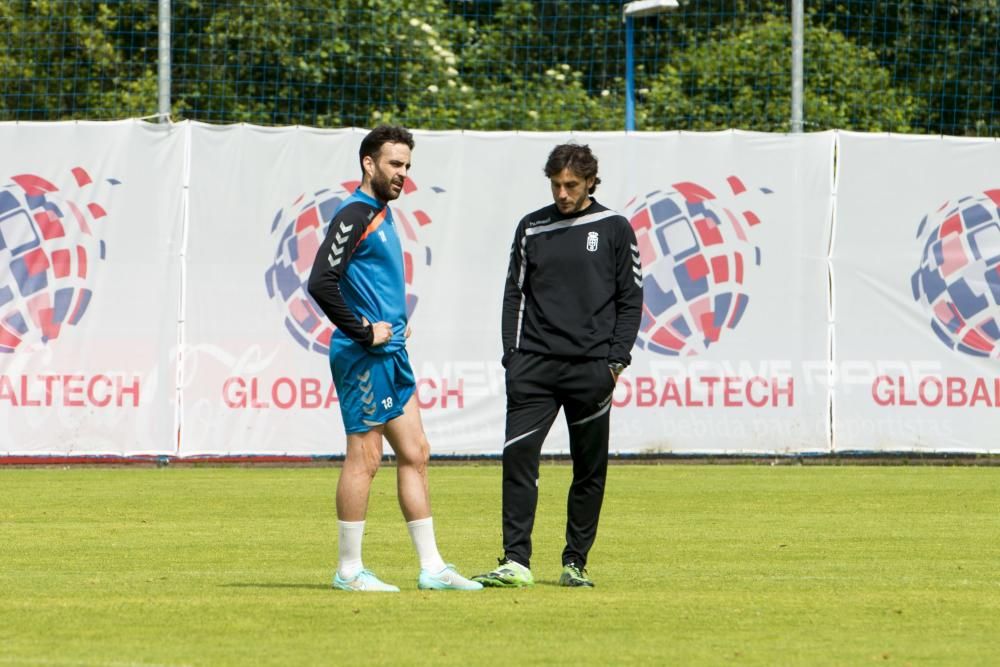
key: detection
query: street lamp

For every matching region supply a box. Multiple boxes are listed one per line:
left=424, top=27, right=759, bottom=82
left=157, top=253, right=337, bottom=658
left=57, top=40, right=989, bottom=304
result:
left=624, top=0, right=678, bottom=131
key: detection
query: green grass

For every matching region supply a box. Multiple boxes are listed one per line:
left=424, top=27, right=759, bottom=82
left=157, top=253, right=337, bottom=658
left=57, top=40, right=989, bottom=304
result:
left=2, top=465, right=1000, bottom=666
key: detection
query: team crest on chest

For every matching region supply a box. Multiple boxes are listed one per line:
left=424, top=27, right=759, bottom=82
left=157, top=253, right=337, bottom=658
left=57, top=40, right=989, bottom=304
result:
left=586, top=231, right=599, bottom=252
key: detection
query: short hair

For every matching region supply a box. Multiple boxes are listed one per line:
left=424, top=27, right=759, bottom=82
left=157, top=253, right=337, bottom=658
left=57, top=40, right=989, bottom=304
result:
left=544, top=143, right=601, bottom=194
left=359, top=125, right=414, bottom=169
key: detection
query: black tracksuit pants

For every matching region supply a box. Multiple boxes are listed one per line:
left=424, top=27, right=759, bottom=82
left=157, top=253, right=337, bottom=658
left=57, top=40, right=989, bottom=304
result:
left=502, top=351, right=616, bottom=569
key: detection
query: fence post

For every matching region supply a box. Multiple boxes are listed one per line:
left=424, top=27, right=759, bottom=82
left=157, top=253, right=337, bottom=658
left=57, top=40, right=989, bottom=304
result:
left=158, top=0, right=171, bottom=123
left=791, top=0, right=804, bottom=133
left=625, top=15, right=636, bottom=131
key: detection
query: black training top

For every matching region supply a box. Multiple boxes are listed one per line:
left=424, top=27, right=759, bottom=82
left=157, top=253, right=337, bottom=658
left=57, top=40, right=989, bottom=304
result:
left=501, top=199, right=643, bottom=366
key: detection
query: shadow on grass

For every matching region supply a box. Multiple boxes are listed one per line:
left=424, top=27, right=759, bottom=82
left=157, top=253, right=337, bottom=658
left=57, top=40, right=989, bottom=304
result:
left=222, top=582, right=330, bottom=590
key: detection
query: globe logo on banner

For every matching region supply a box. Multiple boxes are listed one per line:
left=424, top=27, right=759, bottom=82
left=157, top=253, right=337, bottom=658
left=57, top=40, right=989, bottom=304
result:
left=911, top=190, right=1000, bottom=358
left=0, top=169, right=120, bottom=353
left=264, top=180, right=439, bottom=356
left=627, top=177, right=770, bottom=357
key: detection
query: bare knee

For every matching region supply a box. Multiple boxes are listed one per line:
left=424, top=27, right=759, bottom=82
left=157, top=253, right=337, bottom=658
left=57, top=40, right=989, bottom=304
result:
left=345, top=433, right=384, bottom=479
left=396, top=433, right=430, bottom=472
left=358, top=449, right=382, bottom=478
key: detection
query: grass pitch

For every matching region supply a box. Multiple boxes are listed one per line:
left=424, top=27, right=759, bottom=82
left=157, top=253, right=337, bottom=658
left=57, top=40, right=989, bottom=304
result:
left=2, top=464, right=1000, bottom=666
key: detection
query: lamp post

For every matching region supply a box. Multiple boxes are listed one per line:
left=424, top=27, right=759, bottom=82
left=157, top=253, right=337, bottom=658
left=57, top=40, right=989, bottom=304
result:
left=624, top=0, right=678, bottom=131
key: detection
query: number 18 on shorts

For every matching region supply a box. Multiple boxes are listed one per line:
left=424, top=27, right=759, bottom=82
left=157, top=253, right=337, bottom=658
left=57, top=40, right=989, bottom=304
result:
left=331, top=347, right=416, bottom=434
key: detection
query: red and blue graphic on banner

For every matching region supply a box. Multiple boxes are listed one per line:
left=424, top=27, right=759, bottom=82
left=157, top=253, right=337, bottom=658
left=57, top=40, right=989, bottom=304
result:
left=0, top=168, right=119, bottom=353
left=911, top=190, right=1000, bottom=358
left=627, top=176, right=771, bottom=357
left=264, top=179, right=439, bottom=356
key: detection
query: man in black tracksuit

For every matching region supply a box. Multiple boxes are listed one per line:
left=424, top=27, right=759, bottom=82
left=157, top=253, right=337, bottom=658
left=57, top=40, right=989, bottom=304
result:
left=474, top=144, right=643, bottom=588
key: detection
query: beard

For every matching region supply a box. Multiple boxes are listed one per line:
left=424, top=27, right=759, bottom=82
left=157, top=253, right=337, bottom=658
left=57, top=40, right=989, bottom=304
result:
left=371, top=166, right=403, bottom=202
left=557, top=191, right=590, bottom=213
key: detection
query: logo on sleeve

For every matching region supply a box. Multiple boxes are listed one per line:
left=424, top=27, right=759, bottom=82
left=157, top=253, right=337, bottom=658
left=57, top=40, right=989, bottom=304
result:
left=327, top=220, right=352, bottom=268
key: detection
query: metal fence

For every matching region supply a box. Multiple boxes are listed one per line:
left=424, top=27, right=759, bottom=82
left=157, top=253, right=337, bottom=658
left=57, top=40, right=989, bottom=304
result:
left=1, top=1, right=997, bottom=135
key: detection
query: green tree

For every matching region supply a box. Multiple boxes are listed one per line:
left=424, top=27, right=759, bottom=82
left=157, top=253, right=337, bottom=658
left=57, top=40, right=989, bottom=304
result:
left=2, top=0, right=995, bottom=136
left=815, top=0, right=1000, bottom=135
left=0, top=0, right=157, bottom=121
left=643, top=14, right=922, bottom=132
left=169, top=0, right=466, bottom=127
left=391, top=0, right=626, bottom=130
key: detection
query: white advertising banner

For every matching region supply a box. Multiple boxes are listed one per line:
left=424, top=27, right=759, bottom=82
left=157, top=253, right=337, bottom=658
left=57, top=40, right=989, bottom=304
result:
left=593, top=131, right=835, bottom=453
left=181, top=124, right=365, bottom=456
left=0, top=121, right=184, bottom=455
left=182, top=126, right=525, bottom=455
left=181, top=127, right=834, bottom=455
left=832, top=132, right=1000, bottom=452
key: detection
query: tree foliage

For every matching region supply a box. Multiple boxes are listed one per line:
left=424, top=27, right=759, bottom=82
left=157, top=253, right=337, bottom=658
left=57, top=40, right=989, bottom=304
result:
left=0, top=0, right=995, bottom=135
left=384, top=1, right=625, bottom=130
left=169, top=0, right=466, bottom=126
left=813, top=0, right=1000, bottom=135
left=0, top=0, right=157, bottom=119
left=643, top=15, right=921, bottom=132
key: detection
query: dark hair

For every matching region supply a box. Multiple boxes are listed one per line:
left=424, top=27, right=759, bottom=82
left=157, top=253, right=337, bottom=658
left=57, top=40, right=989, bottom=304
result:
left=544, top=143, right=601, bottom=194
left=359, top=125, right=414, bottom=169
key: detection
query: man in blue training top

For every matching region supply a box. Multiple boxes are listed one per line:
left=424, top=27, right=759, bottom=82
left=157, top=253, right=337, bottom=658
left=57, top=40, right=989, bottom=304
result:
left=308, top=125, right=481, bottom=592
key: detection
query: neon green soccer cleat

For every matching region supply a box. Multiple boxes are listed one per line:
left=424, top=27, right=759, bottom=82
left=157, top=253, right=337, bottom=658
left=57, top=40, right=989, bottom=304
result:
left=558, top=562, right=594, bottom=588
left=471, top=558, right=534, bottom=588
left=332, top=569, right=400, bottom=592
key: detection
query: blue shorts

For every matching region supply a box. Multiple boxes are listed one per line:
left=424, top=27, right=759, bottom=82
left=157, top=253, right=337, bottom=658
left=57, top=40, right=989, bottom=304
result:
left=331, top=345, right=416, bottom=434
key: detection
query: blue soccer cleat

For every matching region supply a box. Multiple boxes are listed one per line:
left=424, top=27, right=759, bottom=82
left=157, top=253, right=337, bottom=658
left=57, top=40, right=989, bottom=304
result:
left=332, top=569, right=400, bottom=592
left=418, top=564, right=484, bottom=591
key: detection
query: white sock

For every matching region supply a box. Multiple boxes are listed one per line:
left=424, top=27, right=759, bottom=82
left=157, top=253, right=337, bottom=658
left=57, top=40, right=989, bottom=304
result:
left=337, top=520, right=365, bottom=579
left=406, top=517, right=447, bottom=573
